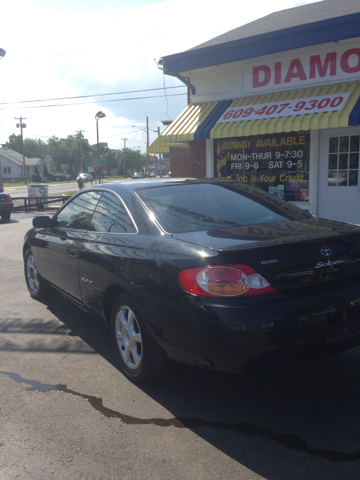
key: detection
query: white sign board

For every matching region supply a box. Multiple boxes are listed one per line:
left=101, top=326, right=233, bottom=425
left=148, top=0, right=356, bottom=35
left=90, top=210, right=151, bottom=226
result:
left=216, top=92, right=351, bottom=124
left=28, top=184, right=49, bottom=207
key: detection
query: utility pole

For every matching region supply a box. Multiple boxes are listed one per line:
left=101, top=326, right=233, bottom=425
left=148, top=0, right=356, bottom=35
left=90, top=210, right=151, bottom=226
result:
left=38, top=139, right=43, bottom=179
left=15, top=116, right=27, bottom=183
left=0, top=156, right=3, bottom=191
left=121, top=137, right=128, bottom=177
left=76, top=130, right=84, bottom=173
left=157, top=126, right=163, bottom=177
left=146, top=116, right=149, bottom=177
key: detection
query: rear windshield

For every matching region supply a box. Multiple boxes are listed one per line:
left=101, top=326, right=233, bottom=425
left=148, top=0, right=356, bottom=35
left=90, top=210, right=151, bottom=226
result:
left=136, top=183, right=311, bottom=233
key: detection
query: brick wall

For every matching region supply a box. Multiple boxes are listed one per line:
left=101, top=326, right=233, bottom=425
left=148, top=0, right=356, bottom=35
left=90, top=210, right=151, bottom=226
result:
left=169, top=140, right=206, bottom=178
left=169, top=146, right=189, bottom=178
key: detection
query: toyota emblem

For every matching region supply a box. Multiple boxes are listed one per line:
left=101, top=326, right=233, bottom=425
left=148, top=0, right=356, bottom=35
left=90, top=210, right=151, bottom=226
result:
left=320, top=247, right=332, bottom=257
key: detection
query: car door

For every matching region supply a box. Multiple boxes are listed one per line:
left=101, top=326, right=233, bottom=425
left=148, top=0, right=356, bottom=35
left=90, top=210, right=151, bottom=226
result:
left=35, top=191, right=102, bottom=300
left=79, top=191, right=138, bottom=317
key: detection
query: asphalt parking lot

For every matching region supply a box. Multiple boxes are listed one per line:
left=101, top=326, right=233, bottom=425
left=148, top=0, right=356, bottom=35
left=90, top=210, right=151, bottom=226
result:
left=1, top=212, right=360, bottom=480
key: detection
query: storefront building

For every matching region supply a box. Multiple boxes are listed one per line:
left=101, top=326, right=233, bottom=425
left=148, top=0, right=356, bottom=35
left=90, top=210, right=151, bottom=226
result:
left=149, top=0, right=360, bottom=224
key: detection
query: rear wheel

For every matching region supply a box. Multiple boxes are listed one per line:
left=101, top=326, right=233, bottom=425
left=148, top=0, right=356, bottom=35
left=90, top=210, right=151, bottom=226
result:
left=24, top=248, right=49, bottom=300
left=110, top=294, right=163, bottom=383
left=1, top=212, right=10, bottom=222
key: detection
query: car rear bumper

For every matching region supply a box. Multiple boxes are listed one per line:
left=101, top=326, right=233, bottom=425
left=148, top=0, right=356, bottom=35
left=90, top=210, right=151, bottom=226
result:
left=187, top=281, right=360, bottom=372
left=0, top=203, right=14, bottom=214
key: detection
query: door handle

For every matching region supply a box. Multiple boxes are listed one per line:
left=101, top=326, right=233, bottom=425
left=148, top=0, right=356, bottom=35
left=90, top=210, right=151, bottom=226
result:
left=68, top=249, right=77, bottom=258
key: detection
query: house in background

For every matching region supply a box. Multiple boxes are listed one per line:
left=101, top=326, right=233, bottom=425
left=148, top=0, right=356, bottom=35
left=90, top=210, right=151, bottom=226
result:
left=0, top=146, right=53, bottom=181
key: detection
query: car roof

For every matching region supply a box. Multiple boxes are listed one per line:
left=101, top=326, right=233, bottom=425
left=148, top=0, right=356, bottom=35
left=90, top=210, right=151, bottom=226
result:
left=89, top=178, right=216, bottom=195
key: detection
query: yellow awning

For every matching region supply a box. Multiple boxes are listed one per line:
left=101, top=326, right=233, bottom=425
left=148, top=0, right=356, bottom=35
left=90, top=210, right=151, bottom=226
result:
left=147, top=136, right=169, bottom=154
left=148, top=101, right=219, bottom=153
left=210, top=82, right=360, bottom=139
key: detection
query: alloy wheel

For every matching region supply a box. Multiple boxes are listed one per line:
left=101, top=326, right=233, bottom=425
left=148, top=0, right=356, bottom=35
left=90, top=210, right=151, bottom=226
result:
left=26, top=254, right=40, bottom=294
left=115, top=305, right=143, bottom=369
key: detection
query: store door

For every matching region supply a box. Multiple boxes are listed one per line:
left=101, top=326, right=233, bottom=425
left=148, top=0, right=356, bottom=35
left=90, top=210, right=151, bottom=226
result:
left=318, top=127, right=360, bottom=224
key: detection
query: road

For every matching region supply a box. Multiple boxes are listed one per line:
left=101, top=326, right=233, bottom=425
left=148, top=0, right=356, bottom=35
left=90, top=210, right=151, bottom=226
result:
left=1, top=212, right=360, bottom=479
left=5, top=175, right=170, bottom=198
left=6, top=181, right=98, bottom=198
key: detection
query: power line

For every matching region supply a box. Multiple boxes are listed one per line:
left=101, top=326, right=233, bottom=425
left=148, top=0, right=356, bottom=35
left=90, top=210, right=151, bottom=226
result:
left=0, top=93, right=187, bottom=111
left=0, top=85, right=186, bottom=106
left=7, top=52, right=87, bottom=61
left=26, top=129, right=151, bottom=141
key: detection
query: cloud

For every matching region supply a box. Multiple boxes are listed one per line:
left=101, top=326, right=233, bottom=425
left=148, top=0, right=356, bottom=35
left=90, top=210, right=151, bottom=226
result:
left=0, top=0, right=322, bottom=151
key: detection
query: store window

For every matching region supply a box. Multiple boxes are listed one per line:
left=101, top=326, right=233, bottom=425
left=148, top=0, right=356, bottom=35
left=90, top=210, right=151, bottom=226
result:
left=328, top=135, right=359, bottom=186
left=215, top=132, right=310, bottom=202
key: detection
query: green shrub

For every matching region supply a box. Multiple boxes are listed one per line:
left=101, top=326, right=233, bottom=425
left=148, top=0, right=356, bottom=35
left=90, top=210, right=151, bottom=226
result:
left=31, top=173, right=42, bottom=182
left=49, top=173, right=68, bottom=182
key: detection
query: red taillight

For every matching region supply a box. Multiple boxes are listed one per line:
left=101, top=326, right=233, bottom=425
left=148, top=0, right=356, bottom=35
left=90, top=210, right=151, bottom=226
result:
left=5, top=194, right=12, bottom=202
left=178, top=265, right=275, bottom=298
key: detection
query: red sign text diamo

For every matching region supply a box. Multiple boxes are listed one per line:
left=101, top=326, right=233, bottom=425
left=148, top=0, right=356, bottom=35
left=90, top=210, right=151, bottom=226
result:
left=244, top=41, right=360, bottom=94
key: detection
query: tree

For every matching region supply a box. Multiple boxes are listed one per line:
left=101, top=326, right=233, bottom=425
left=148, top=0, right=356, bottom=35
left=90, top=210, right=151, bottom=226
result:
left=6, top=134, right=44, bottom=158
left=44, top=134, right=92, bottom=176
left=91, top=141, right=108, bottom=159
left=105, top=151, right=118, bottom=173
left=6, top=134, right=22, bottom=153
left=117, top=148, right=146, bottom=175
left=24, top=138, right=43, bottom=158
left=5, top=132, right=115, bottom=176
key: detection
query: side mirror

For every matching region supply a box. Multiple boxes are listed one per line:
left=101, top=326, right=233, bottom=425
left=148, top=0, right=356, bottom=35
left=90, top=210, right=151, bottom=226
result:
left=33, top=216, right=53, bottom=228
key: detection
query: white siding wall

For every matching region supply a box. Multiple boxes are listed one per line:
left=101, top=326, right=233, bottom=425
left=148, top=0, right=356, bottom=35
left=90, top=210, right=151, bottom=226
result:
left=182, top=38, right=360, bottom=104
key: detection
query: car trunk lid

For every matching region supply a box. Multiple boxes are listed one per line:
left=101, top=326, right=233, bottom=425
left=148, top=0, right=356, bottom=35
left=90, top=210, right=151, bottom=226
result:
left=172, top=218, right=360, bottom=291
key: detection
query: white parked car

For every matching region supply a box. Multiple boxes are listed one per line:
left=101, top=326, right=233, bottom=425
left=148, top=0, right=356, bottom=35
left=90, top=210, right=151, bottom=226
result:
left=77, top=173, right=93, bottom=183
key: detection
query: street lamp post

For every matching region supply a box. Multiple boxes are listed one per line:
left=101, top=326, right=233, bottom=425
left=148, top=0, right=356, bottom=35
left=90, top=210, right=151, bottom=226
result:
left=95, top=111, right=106, bottom=184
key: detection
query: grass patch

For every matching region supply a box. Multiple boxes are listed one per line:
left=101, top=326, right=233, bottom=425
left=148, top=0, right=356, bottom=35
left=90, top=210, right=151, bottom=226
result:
left=3, top=180, right=77, bottom=187
left=3, top=175, right=125, bottom=188
left=3, top=181, right=30, bottom=187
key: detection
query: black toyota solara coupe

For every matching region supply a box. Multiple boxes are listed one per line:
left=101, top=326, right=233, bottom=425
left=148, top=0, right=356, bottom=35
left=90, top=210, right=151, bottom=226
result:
left=23, top=179, right=360, bottom=382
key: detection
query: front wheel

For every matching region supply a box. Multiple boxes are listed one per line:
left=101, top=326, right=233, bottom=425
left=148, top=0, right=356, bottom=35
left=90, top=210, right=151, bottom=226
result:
left=24, top=248, right=49, bottom=300
left=110, top=294, right=164, bottom=383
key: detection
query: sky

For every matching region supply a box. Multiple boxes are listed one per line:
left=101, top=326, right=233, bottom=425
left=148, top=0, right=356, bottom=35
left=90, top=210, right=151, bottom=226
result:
left=1, top=0, right=322, bottom=154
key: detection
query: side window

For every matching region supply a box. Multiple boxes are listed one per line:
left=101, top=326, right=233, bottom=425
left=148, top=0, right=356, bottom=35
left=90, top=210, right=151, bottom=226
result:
left=56, top=191, right=101, bottom=230
left=328, top=135, right=360, bottom=186
left=90, top=192, right=136, bottom=233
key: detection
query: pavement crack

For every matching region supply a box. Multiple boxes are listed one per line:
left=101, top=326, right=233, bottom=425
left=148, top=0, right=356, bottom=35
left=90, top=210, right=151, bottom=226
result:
left=1, top=370, right=359, bottom=462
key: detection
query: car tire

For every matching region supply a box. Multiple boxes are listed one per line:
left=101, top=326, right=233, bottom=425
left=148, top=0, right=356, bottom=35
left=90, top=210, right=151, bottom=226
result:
left=110, top=294, right=164, bottom=383
left=24, top=248, right=49, bottom=300
left=1, top=212, right=10, bottom=222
